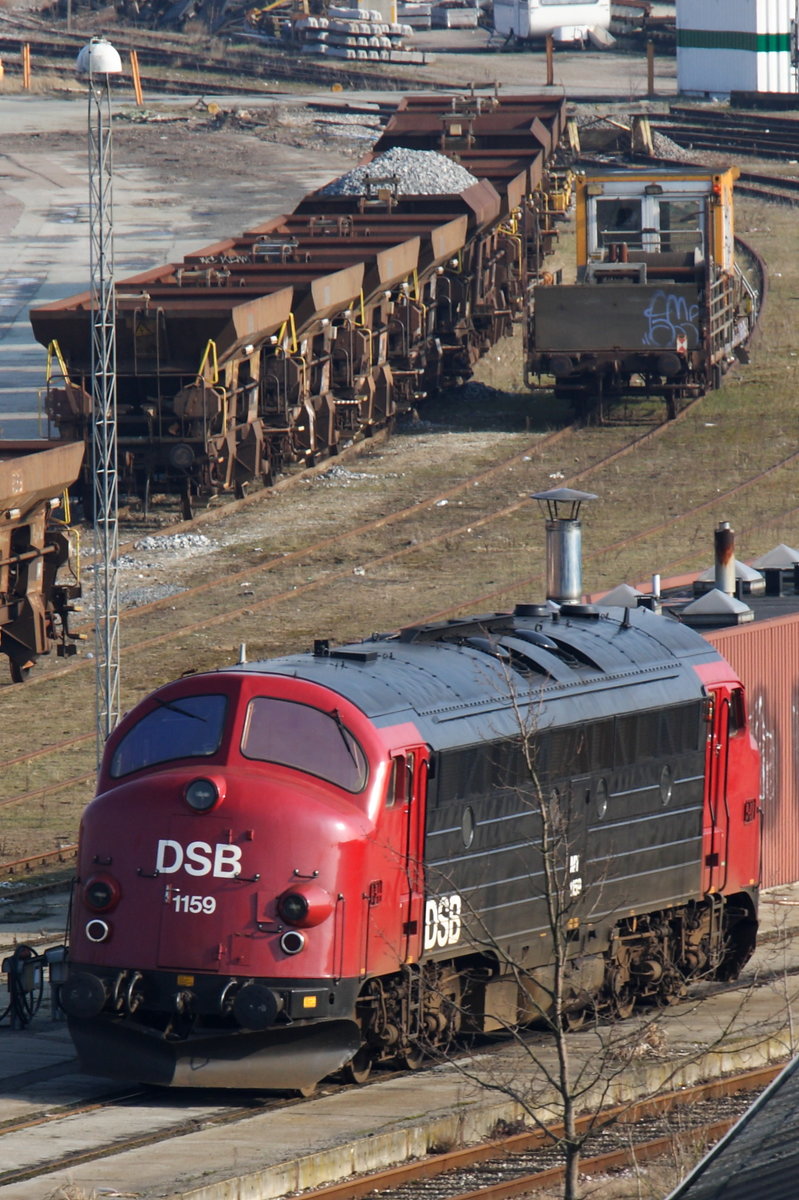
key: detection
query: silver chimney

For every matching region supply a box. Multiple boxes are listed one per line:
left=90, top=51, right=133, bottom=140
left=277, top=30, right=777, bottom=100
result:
left=532, top=487, right=598, bottom=604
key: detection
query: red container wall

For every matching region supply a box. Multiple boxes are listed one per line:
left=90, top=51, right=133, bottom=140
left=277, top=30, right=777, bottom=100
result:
left=708, top=614, right=799, bottom=889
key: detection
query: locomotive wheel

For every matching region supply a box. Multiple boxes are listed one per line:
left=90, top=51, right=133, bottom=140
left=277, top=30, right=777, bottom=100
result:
left=612, top=987, right=636, bottom=1020
left=562, top=1006, right=587, bottom=1032
left=400, top=1043, right=426, bottom=1071
left=343, top=1044, right=373, bottom=1085
left=658, top=980, right=687, bottom=1007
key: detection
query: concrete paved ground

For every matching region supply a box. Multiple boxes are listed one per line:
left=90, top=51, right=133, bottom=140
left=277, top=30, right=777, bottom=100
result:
left=1, top=882, right=797, bottom=1200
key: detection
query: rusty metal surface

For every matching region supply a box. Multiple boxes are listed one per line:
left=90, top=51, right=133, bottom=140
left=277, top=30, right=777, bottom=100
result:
left=708, top=615, right=799, bottom=889
left=309, top=262, right=366, bottom=323
left=0, top=441, right=84, bottom=511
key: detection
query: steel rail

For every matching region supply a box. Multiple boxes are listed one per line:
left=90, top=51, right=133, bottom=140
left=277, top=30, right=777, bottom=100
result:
left=0, top=845, right=78, bottom=876
left=0, top=1091, right=290, bottom=1189
left=293, top=1065, right=782, bottom=1200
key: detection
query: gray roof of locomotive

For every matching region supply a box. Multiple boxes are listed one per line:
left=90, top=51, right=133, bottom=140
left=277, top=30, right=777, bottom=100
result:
left=230, top=605, right=723, bottom=752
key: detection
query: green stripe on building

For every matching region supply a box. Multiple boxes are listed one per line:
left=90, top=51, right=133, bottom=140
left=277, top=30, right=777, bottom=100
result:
left=677, top=29, right=791, bottom=52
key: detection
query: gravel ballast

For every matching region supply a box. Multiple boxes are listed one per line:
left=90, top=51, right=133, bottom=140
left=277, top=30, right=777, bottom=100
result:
left=321, top=147, right=479, bottom=196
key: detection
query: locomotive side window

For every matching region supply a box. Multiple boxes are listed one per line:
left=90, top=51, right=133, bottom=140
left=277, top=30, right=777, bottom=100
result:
left=241, top=697, right=368, bottom=793
left=386, top=752, right=414, bottom=808
left=614, top=703, right=702, bottom=766
left=110, top=694, right=228, bottom=778
left=728, top=688, right=746, bottom=737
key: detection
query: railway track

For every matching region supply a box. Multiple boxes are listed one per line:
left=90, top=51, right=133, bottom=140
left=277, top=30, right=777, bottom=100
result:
left=652, top=105, right=799, bottom=161
left=0, top=1083, right=304, bottom=1189
left=0, top=1015, right=783, bottom=1199
left=735, top=170, right=799, bottom=207
left=293, top=1069, right=776, bottom=1200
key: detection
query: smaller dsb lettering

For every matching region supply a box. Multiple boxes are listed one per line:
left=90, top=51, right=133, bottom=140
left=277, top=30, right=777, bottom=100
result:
left=424, top=893, right=462, bottom=950
left=155, top=839, right=242, bottom=878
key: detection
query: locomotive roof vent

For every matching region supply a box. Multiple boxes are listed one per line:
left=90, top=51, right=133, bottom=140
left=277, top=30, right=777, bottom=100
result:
left=559, top=603, right=600, bottom=620
left=513, top=602, right=554, bottom=619
left=531, top=487, right=598, bottom=606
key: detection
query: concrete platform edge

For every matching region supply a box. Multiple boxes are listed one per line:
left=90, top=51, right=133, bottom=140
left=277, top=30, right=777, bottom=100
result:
left=164, top=1033, right=796, bottom=1200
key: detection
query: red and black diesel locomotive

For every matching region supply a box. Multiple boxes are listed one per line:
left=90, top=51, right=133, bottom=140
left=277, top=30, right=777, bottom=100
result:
left=61, top=601, right=761, bottom=1090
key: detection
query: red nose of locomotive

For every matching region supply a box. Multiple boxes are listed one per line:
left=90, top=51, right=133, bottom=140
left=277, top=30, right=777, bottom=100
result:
left=60, top=676, right=393, bottom=1089
left=66, top=761, right=367, bottom=988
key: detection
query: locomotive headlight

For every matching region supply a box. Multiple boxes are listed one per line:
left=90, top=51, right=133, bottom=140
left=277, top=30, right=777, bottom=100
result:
left=278, top=892, right=309, bottom=924
left=280, top=930, right=306, bottom=955
left=84, top=874, right=120, bottom=912
left=85, top=919, right=111, bottom=943
left=276, top=882, right=334, bottom=928
left=185, top=777, right=220, bottom=812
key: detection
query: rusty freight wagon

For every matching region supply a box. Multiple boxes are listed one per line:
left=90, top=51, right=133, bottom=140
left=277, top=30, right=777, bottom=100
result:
left=526, top=166, right=758, bottom=417
left=0, top=441, right=83, bottom=682
left=29, top=93, right=566, bottom=518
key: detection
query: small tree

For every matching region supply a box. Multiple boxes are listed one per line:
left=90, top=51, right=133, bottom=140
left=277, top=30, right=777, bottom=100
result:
left=416, top=679, right=775, bottom=1200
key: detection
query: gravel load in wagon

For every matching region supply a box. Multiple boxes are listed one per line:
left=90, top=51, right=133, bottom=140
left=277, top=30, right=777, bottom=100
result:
left=320, top=147, right=479, bottom=196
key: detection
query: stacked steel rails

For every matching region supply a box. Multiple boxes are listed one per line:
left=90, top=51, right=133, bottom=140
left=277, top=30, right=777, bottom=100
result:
left=0, top=442, right=83, bottom=683
left=30, top=93, right=566, bottom=519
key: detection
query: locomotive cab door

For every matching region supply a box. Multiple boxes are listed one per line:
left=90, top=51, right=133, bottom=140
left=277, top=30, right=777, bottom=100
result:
left=703, top=688, right=730, bottom=895
left=703, top=684, right=757, bottom=895
left=703, top=683, right=760, bottom=898
left=364, top=747, right=428, bottom=974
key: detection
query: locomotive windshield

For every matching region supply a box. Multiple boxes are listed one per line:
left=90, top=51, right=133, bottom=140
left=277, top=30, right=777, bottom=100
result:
left=110, top=694, right=228, bottom=778
left=241, top=697, right=368, bottom=792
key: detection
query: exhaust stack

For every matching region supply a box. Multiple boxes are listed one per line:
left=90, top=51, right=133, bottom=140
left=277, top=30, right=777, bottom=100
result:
left=715, top=520, right=736, bottom=595
left=532, top=487, right=597, bottom=605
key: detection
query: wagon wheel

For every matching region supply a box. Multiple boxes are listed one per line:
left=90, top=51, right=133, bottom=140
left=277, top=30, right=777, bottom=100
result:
left=343, top=1043, right=373, bottom=1085
left=9, top=659, right=33, bottom=684
left=657, top=976, right=687, bottom=1007
left=138, top=472, right=151, bottom=517
left=180, top=482, right=194, bottom=522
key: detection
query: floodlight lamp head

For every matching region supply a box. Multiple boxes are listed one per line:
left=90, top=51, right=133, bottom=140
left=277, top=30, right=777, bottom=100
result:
left=76, top=37, right=123, bottom=77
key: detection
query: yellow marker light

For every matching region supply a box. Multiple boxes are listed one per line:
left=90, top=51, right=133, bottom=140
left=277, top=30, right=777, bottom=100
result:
left=177, top=975, right=195, bottom=986
left=303, top=995, right=318, bottom=1009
